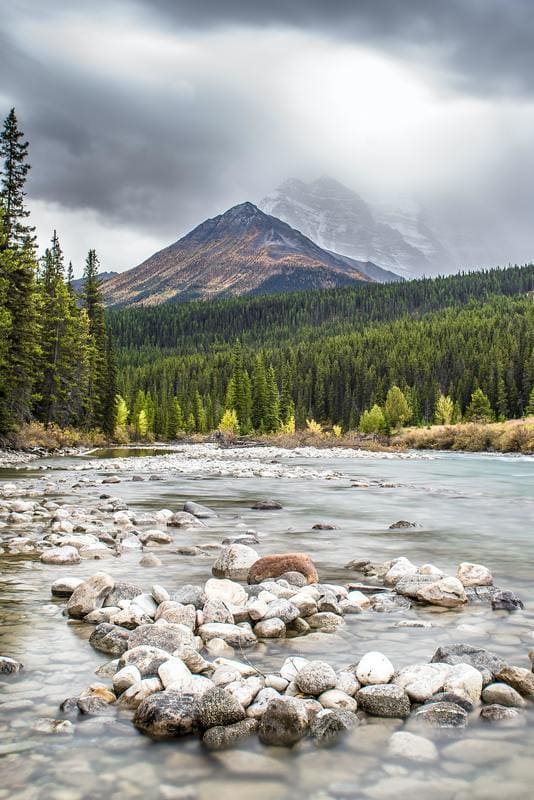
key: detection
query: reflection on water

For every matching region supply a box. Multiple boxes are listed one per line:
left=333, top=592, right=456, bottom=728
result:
left=87, top=447, right=177, bottom=459
left=1, top=450, right=534, bottom=800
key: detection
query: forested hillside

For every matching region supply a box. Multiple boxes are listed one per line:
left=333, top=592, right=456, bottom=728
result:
left=110, top=267, right=534, bottom=437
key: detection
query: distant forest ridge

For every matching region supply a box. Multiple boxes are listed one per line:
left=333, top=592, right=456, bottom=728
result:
left=109, top=264, right=534, bottom=435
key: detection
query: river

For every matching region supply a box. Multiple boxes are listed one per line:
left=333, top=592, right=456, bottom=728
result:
left=1, top=446, right=533, bottom=800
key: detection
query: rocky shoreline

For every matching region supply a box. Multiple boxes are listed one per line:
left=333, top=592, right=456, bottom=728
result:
left=1, top=476, right=531, bottom=759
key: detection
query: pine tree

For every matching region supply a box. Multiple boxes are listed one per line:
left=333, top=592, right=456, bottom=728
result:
left=525, top=387, right=534, bottom=417
left=167, top=397, right=184, bottom=438
left=264, top=364, right=280, bottom=432
left=81, top=249, right=108, bottom=428
left=435, top=393, right=454, bottom=425
left=194, top=391, right=207, bottom=433
left=465, top=388, right=494, bottom=422
left=0, top=109, right=34, bottom=249
left=102, top=332, right=117, bottom=437
left=252, top=354, right=268, bottom=431
left=384, top=385, right=411, bottom=430
left=359, top=404, right=387, bottom=434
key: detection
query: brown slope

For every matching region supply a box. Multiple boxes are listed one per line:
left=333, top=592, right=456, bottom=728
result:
left=103, top=202, right=389, bottom=307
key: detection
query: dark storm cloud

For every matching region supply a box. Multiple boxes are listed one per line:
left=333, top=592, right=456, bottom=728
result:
left=0, top=0, right=533, bottom=269
left=140, top=0, right=534, bottom=96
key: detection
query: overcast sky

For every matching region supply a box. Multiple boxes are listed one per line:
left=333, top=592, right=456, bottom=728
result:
left=1, top=0, right=533, bottom=274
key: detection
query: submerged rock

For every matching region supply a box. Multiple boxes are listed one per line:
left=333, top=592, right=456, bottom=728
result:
left=212, top=544, right=259, bottom=581
left=388, top=731, right=438, bottom=762
left=491, top=590, right=524, bottom=611
left=0, top=656, right=23, bottom=674
left=133, top=690, right=199, bottom=738
left=247, top=553, right=318, bottom=585
left=41, top=546, right=81, bottom=565
left=479, top=704, right=522, bottom=723
left=309, top=709, right=357, bottom=746
left=251, top=500, right=282, bottom=510
left=202, top=718, right=259, bottom=750
left=414, top=701, right=468, bottom=728
left=183, top=500, right=217, bottom=518
left=67, top=572, right=115, bottom=618
left=258, top=697, right=308, bottom=746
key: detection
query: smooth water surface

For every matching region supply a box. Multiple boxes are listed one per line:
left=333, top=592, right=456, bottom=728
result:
left=1, top=448, right=534, bottom=800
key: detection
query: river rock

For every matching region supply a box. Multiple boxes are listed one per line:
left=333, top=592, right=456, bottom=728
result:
left=371, top=593, right=412, bottom=613
left=296, top=661, right=337, bottom=695
left=77, top=695, right=115, bottom=715
left=495, top=665, right=534, bottom=697
left=357, top=684, right=410, bottom=718
left=183, top=501, right=217, bottom=519
left=202, top=719, right=258, bottom=751
left=197, top=686, right=246, bottom=729
left=155, top=601, right=196, bottom=629
left=118, top=645, right=172, bottom=677
left=167, top=511, right=206, bottom=528
left=41, top=546, right=81, bottom=565
left=414, top=701, right=468, bottom=728
left=246, top=687, right=281, bottom=719
left=280, top=656, right=310, bottom=682
left=172, top=584, right=207, bottom=608
left=110, top=606, right=152, bottom=629
left=248, top=553, right=318, bottom=585
left=202, top=599, right=234, bottom=625
left=31, top=718, right=74, bottom=735
left=416, top=576, right=467, bottom=608
left=67, top=572, right=115, bottom=618
left=133, top=690, right=199, bottom=738
left=117, top=677, right=163, bottom=708
left=491, top=590, right=524, bottom=611
left=318, top=689, right=358, bottom=712
left=443, top=663, right=483, bottom=703
left=258, top=697, right=308, bottom=746
left=431, top=644, right=506, bottom=682
left=424, top=692, right=474, bottom=712
left=307, top=612, right=345, bottom=632
left=212, top=544, right=259, bottom=580
left=335, top=670, right=360, bottom=696
left=0, top=656, right=23, bottom=674
left=128, top=623, right=195, bottom=653
left=389, top=520, right=418, bottom=529
left=204, top=578, right=246, bottom=606
left=309, top=708, right=357, bottom=746
left=457, top=562, right=493, bottom=587
left=89, top=623, right=130, bottom=655
left=479, top=704, right=521, bottom=723
left=139, top=529, right=173, bottom=545
left=356, top=651, right=395, bottom=685
left=263, top=599, right=300, bottom=623
left=394, top=663, right=451, bottom=702
left=102, top=475, right=120, bottom=484
left=140, top=554, right=162, bottom=567
left=51, top=577, right=83, bottom=597
left=198, top=623, right=256, bottom=648
left=481, top=682, right=526, bottom=707
left=251, top=500, right=282, bottom=510
left=254, top=618, right=286, bottom=638
left=384, top=558, right=417, bottom=587
left=311, top=522, right=337, bottom=530
left=158, top=658, right=193, bottom=691
left=388, top=731, right=438, bottom=762
left=113, top=664, right=142, bottom=694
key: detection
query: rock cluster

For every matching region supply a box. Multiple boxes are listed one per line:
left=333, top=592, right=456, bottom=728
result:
left=345, top=555, right=523, bottom=611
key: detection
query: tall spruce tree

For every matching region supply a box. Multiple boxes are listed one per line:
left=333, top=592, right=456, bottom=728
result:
left=81, top=249, right=108, bottom=428
left=0, top=109, right=35, bottom=249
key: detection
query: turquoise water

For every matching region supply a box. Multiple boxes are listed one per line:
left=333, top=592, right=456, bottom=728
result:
left=1, top=449, right=533, bottom=800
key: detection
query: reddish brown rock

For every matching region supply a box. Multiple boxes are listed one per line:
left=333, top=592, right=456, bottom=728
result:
left=247, top=553, right=318, bottom=585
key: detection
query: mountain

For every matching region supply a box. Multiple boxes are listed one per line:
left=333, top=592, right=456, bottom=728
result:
left=103, top=202, right=399, bottom=307
left=70, top=271, right=119, bottom=294
left=260, top=177, right=454, bottom=277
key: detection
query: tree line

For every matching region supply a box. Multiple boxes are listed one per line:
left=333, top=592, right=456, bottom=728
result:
left=0, top=109, right=114, bottom=438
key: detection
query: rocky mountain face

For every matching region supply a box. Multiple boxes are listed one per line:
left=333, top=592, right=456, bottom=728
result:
left=103, top=202, right=398, bottom=307
left=260, top=177, right=454, bottom=277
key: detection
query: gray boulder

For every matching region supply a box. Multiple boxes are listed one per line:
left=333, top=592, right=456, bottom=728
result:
left=183, top=501, right=217, bottom=519
left=430, top=643, right=506, bottom=684
left=357, top=684, right=410, bottom=718
left=296, top=661, right=337, bottom=696
left=258, top=697, right=308, bottom=746
left=128, top=623, right=194, bottom=654
left=89, top=623, right=130, bottom=656
left=202, top=718, right=258, bottom=750
left=309, top=709, right=358, bottom=746
left=133, top=690, right=199, bottom=738
left=197, top=687, right=246, bottom=729
left=67, top=572, right=114, bottom=618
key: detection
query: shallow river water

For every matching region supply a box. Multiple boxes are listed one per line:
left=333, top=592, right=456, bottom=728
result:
left=1, top=446, right=534, bottom=800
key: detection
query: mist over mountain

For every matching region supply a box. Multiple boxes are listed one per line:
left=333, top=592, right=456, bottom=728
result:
left=260, top=177, right=455, bottom=278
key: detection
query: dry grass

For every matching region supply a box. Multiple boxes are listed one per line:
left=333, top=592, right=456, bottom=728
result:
left=252, top=430, right=397, bottom=451
left=395, top=418, right=534, bottom=454
left=10, top=422, right=107, bottom=451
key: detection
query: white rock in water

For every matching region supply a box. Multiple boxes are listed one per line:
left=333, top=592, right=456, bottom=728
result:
left=393, top=663, right=451, bottom=702
left=113, top=665, right=142, bottom=694
left=346, top=590, right=372, bottom=610
left=388, top=731, right=438, bottom=762
left=296, top=661, right=337, bottom=695
left=317, top=689, right=358, bottom=712
left=444, top=663, right=483, bottom=703
left=151, top=584, right=170, bottom=604
left=158, top=658, right=193, bottom=690
left=204, top=578, right=247, bottom=606
left=280, top=656, right=310, bottom=682
left=131, top=593, right=158, bottom=618
left=384, top=558, right=418, bottom=587
left=198, top=623, right=256, bottom=648
left=51, top=577, right=84, bottom=597
left=417, top=564, right=444, bottom=578
left=356, top=651, right=395, bottom=686
left=416, top=576, right=467, bottom=608
left=212, top=544, right=259, bottom=581
left=457, top=562, right=493, bottom=587
left=155, top=509, right=174, bottom=523
left=41, top=546, right=81, bottom=565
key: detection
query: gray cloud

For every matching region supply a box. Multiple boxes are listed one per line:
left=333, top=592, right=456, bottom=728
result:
left=0, top=1, right=533, bottom=271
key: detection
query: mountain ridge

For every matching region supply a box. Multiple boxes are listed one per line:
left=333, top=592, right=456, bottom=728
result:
left=103, top=201, right=398, bottom=307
